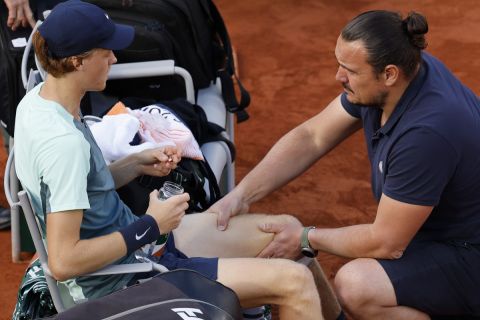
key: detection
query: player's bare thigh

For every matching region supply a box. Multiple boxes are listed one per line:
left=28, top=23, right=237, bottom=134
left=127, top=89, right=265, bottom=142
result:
left=173, top=213, right=295, bottom=258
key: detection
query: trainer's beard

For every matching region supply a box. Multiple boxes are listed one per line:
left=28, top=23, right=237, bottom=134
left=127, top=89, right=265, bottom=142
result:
left=368, top=90, right=388, bottom=109
left=346, top=88, right=388, bottom=109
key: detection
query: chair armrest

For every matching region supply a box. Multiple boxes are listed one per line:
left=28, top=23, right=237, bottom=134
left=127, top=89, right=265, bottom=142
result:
left=109, top=60, right=175, bottom=79
left=201, top=141, right=230, bottom=183
left=86, top=262, right=155, bottom=276
left=42, top=261, right=168, bottom=278
left=197, top=83, right=227, bottom=128
left=87, top=261, right=168, bottom=275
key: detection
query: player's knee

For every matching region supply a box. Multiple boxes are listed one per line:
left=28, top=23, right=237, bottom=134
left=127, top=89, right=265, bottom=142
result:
left=334, top=260, right=373, bottom=312
left=278, top=260, right=316, bottom=297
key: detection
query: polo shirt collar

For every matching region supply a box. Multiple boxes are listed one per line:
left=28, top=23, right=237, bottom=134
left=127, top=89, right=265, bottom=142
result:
left=378, top=60, right=427, bottom=136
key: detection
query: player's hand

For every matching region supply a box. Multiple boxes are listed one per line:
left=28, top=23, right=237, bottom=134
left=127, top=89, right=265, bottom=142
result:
left=136, top=145, right=181, bottom=177
left=146, top=190, right=189, bottom=234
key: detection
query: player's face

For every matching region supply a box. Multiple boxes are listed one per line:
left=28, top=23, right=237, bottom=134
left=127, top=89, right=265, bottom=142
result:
left=80, top=49, right=117, bottom=92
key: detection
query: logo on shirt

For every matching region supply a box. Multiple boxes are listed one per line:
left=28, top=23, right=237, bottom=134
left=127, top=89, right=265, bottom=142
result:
left=135, top=227, right=151, bottom=240
left=378, top=161, right=384, bottom=174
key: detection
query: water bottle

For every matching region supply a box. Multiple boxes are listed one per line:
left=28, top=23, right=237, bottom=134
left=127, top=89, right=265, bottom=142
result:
left=158, top=181, right=184, bottom=200
left=135, top=181, right=184, bottom=261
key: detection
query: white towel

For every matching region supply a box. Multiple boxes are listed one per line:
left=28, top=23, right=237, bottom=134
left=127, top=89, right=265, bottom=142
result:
left=88, top=113, right=173, bottom=164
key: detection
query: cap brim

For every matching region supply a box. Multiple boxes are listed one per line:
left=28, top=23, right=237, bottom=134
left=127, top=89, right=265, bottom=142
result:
left=99, top=23, right=134, bottom=51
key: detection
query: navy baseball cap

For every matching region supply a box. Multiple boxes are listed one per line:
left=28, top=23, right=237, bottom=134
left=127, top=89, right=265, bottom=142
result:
left=38, top=0, right=134, bottom=58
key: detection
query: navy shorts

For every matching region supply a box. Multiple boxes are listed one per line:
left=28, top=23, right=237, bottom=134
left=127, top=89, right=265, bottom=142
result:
left=378, top=240, right=480, bottom=317
left=128, top=233, right=218, bottom=285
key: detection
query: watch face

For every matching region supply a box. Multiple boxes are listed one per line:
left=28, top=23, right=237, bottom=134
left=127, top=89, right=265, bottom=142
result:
left=301, top=247, right=317, bottom=258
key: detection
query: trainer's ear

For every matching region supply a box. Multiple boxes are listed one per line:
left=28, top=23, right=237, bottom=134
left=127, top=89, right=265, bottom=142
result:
left=383, top=64, right=399, bottom=86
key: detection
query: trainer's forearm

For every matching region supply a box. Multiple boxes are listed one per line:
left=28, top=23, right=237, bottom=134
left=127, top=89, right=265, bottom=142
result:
left=308, top=225, right=400, bottom=259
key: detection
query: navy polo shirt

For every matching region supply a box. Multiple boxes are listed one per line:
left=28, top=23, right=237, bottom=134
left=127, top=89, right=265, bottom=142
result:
left=341, top=52, right=480, bottom=243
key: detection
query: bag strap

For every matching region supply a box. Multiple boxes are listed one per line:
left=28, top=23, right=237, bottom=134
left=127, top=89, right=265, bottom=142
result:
left=199, top=158, right=222, bottom=205
left=169, top=159, right=222, bottom=211
left=218, top=71, right=250, bottom=122
left=204, top=0, right=251, bottom=123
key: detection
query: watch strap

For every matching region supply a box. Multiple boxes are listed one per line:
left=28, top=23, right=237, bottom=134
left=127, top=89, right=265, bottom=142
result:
left=301, top=226, right=316, bottom=250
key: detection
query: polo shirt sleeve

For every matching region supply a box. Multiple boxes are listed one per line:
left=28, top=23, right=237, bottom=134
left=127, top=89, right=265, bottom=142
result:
left=37, top=133, right=91, bottom=213
left=340, top=93, right=361, bottom=118
left=383, top=127, right=457, bottom=206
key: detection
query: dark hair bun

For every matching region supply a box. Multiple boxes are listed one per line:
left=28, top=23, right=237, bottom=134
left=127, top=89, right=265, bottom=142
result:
left=403, top=12, right=428, bottom=49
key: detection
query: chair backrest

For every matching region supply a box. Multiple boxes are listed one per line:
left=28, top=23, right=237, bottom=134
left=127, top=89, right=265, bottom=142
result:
left=4, top=148, right=72, bottom=311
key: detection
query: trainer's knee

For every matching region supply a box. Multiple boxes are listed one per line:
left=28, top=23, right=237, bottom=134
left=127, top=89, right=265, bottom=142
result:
left=334, top=259, right=376, bottom=312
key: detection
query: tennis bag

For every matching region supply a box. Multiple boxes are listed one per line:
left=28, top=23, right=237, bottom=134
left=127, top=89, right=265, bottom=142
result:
left=85, top=0, right=250, bottom=122
left=0, top=5, right=33, bottom=137
left=48, top=269, right=242, bottom=319
left=0, top=1, right=63, bottom=137
left=117, top=156, right=222, bottom=215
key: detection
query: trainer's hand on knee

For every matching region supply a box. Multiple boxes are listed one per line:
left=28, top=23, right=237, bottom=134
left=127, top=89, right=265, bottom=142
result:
left=208, top=192, right=249, bottom=231
left=258, top=219, right=303, bottom=259
left=147, top=190, right=189, bottom=234
left=5, top=0, right=35, bottom=31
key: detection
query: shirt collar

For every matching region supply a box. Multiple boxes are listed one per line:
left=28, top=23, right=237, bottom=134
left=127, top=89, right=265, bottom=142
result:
left=378, top=59, right=428, bottom=136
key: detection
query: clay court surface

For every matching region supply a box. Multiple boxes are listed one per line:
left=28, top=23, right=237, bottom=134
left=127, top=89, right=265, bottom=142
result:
left=1, top=0, right=479, bottom=318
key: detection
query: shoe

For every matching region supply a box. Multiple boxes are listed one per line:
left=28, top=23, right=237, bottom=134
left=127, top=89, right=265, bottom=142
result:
left=0, top=207, right=11, bottom=230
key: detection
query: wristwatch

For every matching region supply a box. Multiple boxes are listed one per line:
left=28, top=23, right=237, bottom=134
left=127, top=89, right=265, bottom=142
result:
left=301, top=226, right=318, bottom=258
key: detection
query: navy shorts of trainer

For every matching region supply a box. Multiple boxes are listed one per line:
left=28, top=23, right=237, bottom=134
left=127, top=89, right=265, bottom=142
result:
left=378, top=239, right=480, bottom=317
